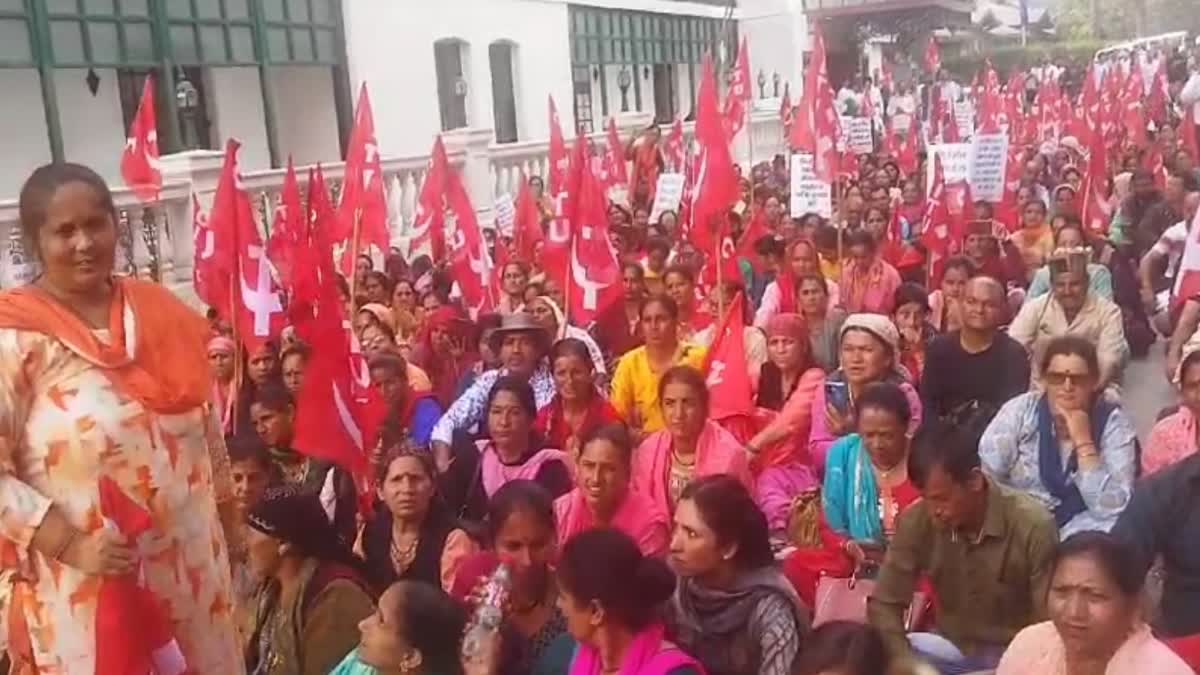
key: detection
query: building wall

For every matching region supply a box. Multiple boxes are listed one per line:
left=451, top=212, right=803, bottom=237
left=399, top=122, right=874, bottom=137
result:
left=270, top=66, right=342, bottom=166
left=207, top=67, right=272, bottom=172
left=738, top=0, right=808, bottom=99
left=0, top=69, right=52, bottom=192
left=57, top=68, right=127, bottom=184
left=342, top=0, right=576, bottom=157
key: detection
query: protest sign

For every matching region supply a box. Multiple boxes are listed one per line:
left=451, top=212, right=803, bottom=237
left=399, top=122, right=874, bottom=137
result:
left=954, top=101, right=976, bottom=139
left=926, top=143, right=973, bottom=186
left=790, top=153, right=833, bottom=219
left=845, top=117, right=874, bottom=154
left=968, top=133, right=1009, bottom=202
left=648, top=173, right=686, bottom=223
left=493, top=193, right=515, bottom=235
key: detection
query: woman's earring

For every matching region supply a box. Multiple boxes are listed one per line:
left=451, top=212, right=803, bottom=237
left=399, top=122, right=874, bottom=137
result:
left=399, top=649, right=423, bottom=673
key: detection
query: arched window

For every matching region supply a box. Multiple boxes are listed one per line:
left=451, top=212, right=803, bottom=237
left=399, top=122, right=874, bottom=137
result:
left=434, top=38, right=469, bottom=131
left=489, top=40, right=519, bottom=143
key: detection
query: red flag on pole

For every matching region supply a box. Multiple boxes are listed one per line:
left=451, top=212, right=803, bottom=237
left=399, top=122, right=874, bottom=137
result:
left=548, top=96, right=571, bottom=196
left=567, top=144, right=623, bottom=325
left=664, top=117, right=686, bottom=173
left=603, top=117, right=630, bottom=186
left=191, top=191, right=221, bottom=310
left=703, top=292, right=757, bottom=443
left=512, top=175, right=544, bottom=262
left=208, top=139, right=287, bottom=353
left=120, top=75, right=161, bottom=203
left=897, top=113, right=920, bottom=177
left=723, top=37, right=752, bottom=140
left=688, top=54, right=740, bottom=255
left=1081, top=129, right=1113, bottom=236
left=1147, top=56, right=1170, bottom=127
left=444, top=162, right=496, bottom=317
left=266, top=158, right=303, bottom=290
left=410, top=136, right=450, bottom=260
left=779, top=84, right=793, bottom=133
left=808, top=29, right=841, bottom=184
left=735, top=208, right=772, bottom=273
left=338, top=84, right=390, bottom=276
left=924, top=37, right=942, bottom=74
left=921, top=154, right=956, bottom=267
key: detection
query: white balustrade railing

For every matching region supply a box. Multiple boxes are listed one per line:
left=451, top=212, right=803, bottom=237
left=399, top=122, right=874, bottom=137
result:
left=0, top=113, right=784, bottom=302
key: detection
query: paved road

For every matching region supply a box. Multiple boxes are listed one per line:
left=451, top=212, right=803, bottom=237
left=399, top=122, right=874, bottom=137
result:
left=1123, top=346, right=1176, bottom=441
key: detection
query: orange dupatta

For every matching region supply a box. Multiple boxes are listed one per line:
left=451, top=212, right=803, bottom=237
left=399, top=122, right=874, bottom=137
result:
left=0, top=278, right=211, bottom=415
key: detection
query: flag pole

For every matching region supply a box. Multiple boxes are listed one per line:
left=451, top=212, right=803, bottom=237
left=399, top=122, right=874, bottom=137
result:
left=228, top=262, right=242, bottom=433
left=348, top=207, right=363, bottom=304
left=716, top=217, right=725, bottom=321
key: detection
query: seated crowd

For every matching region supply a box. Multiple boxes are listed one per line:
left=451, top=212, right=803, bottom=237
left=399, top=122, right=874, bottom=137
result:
left=204, top=132, right=1200, bottom=675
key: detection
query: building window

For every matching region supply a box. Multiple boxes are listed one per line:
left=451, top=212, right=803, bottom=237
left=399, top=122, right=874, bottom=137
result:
left=434, top=38, right=468, bottom=132
left=489, top=41, right=518, bottom=144
left=44, top=0, right=157, bottom=67
left=571, top=65, right=594, bottom=135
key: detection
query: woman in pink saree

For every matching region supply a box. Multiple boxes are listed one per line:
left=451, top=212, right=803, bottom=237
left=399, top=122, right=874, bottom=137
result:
left=631, top=366, right=752, bottom=520
left=559, top=529, right=704, bottom=675
left=555, top=424, right=669, bottom=557
left=839, top=229, right=902, bottom=315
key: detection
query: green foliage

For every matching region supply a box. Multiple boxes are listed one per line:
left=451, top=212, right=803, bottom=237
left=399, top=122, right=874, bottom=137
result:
left=943, top=40, right=1108, bottom=78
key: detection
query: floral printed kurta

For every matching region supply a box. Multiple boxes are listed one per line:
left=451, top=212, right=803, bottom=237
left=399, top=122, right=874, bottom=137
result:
left=0, top=328, right=244, bottom=674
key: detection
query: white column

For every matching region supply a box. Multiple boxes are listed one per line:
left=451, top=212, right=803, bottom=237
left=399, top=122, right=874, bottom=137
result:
left=158, top=150, right=227, bottom=288
left=443, top=127, right=498, bottom=222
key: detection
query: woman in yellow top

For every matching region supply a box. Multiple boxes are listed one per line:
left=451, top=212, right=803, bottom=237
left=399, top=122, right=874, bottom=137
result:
left=610, top=297, right=706, bottom=438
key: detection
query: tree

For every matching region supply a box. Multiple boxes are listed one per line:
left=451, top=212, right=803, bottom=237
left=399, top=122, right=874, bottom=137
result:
left=1058, top=0, right=1198, bottom=40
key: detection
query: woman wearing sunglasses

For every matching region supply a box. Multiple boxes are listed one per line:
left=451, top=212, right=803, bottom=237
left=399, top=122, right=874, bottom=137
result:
left=979, top=335, right=1137, bottom=537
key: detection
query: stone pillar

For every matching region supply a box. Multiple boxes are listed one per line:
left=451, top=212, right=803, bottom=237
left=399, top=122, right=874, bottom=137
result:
left=158, top=150, right=227, bottom=290
left=443, top=127, right=497, bottom=223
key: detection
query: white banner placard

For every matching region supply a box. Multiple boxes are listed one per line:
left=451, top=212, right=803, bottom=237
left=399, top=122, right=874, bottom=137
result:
left=845, top=117, right=874, bottom=155
left=493, top=193, right=515, bottom=235
left=790, top=153, right=833, bottom=219
left=648, top=173, right=686, bottom=224
left=968, top=133, right=1010, bottom=202
left=954, top=101, right=976, bottom=139
left=926, top=143, right=973, bottom=187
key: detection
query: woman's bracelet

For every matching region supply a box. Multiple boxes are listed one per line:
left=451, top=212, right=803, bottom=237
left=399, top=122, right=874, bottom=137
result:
left=52, top=529, right=78, bottom=562
left=1075, top=442, right=1098, bottom=458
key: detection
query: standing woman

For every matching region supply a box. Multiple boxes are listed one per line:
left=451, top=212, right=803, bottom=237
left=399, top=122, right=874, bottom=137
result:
left=360, top=448, right=472, bottom=592
left=210, top=335, right=239, bottom=435
left=535, top=339, right=621, bottom=460
left=0, top=163, right=242, bottom=672
left=631, top=367, right=752, bottom=520
left=559, top=529, right=704, bottom=675
left=666, top=475, right=809, bottom=675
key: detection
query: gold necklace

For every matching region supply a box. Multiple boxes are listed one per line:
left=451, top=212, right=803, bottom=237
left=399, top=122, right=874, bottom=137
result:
left=389, top=532, right=420, bottom=573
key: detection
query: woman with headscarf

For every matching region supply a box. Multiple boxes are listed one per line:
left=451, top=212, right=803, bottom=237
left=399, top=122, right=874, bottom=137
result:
left=245, top=493, right=376, bottom=675
left=755, top=239, right=841, bottom=328
left=411, top=306, right=480, bottom=409
left=209, top=335, right=239, bottom=435
left=807, top=314, right=923, bottom=478
left=840, top=230, right=903, bottom=315
left=747, top=314, right=828, bottom=469
left=525, top=295, right=607, bottom=376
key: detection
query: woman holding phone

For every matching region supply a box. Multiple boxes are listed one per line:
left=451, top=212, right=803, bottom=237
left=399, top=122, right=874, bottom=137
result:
left=806, top=315, right=922, bottom=478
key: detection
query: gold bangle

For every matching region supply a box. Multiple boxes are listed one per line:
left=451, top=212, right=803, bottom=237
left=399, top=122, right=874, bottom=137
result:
left=52, top=529, right=78, bottom=562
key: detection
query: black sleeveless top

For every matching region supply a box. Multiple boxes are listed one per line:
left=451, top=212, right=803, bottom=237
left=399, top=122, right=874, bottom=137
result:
left=362, top=502, right=460, bottom=593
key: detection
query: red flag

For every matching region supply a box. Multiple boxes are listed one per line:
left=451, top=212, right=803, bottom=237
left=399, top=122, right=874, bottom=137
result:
left=543, top=139, right=587, bottom=289
left=1122, top=66, right=1148, bottom=148
left=688, top=55, right=740, bottom=255
left=703, top=292, right=756, bottom=443
left=290, top=166, right=338, bottom=333
left=190, top=191, right=221, bottom=310
left=723, top=37, right=752, bottom=139
left=266, top=158, right=302, bottom=290
left=664, top=117, right=686, bottom=173
left=567, top=146, right=623, bottom=325
left=1081, top=128, right=1113, bottom=236
left=1075, top=65, right=1101, bottom=145
left=603, top=117, right=629, bottom=185
left=735, top=208, right=772, bottom=273
left=1181, top=108, right=1199, bottom=163
left=120, top=75, right=161, bottom=203
left=1173, top=202, right=1200, bottom=315
left=208, top=139, right=286, bottom=353
left=95, top=476, right=189, bottom=675
left=978, top=64, right=1003, bottom=134
left=338, top=84, right=389, bottom=276
left=921, top=154, right=956, bottom=266
left=897, top=113, right=920, bottom=176
left=410, top=136, right=450, bottom=260
left=924, top=38, right=941, bottom=74
left=882, top=118, right=901, bottom=159
left=548, top=96, right=570, bottom=196
left=808, top=29, right=841, bottom=184
left=1144, top=144, right=1168, bottom=191
left=1147, top=56, right=1170, bottom=127
left=444, top=163, right=496, bottom=317
left=512, top=175, right=543, bottom=262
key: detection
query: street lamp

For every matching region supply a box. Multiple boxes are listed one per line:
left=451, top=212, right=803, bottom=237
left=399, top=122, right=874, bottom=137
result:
left=773, top=72, right=781, bottom=97
left=756, top=70, right=767, bottom=99
left=175, top=74, right=199, bottom=149
left=618, top=66, right=632, bottom=112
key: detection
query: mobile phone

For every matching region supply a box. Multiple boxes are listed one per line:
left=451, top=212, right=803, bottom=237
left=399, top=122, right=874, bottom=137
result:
left=825, top=380, right=850, bottom=414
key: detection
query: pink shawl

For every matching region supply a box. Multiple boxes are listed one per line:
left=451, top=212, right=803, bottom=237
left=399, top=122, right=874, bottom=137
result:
left=997, top=622, right=1192, bottom=675
left=570, top=623, right=704, bottom=675
left=631, top=421, right=753, bottom=519
left=554, top=487, right=670, bottom=557
left=1144, top=407, right=1199, bottom=476
left=478, top=440, right=569, bottom=498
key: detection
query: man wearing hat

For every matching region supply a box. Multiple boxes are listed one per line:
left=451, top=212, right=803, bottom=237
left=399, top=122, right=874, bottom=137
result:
left=1009, top=247, right=1129, bottom=387
left=429, top=313, right=554, bottom=470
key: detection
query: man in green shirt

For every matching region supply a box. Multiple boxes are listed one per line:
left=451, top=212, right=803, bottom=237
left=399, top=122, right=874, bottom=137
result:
left=868, top=423, right=1058, bottom=674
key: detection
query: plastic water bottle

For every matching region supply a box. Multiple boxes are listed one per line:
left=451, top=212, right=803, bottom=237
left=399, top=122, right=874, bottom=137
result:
left=461, top=563, right=512, bottom=661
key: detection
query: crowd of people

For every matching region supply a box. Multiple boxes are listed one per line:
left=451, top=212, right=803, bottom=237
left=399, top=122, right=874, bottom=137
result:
left=5, top=42, right=1200, bottom=675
